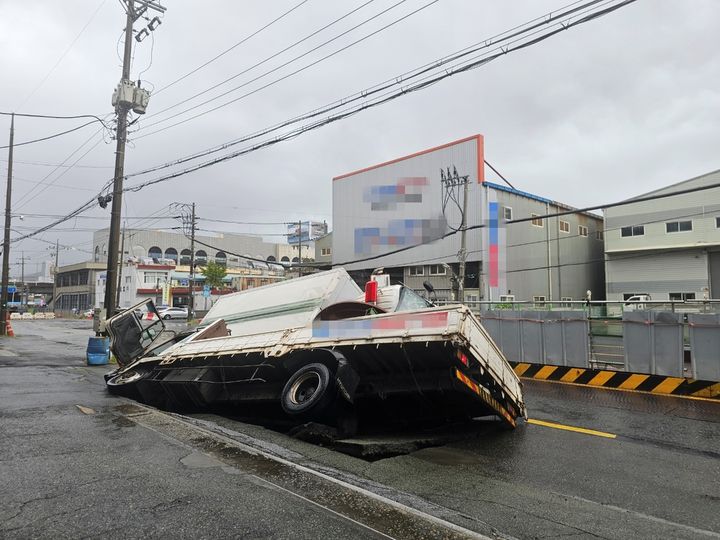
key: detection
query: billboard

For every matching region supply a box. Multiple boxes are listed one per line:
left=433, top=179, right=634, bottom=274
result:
left=287, top=221, right=328, bottom=244
left=332, top=135, right=485, bottom=270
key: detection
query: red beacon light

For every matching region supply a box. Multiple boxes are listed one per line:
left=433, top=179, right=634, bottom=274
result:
left=365, top=280, right=378, bottom=304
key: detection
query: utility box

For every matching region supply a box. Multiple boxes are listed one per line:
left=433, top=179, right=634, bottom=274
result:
left=132, top=87, right=151, bottom=114
left=111, top=81, right=136, bottom=109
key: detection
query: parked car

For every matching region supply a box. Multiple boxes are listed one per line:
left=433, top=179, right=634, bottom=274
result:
left=624, top=294, right=651, bottom=311
left=156, top=306, right=189, bottom=320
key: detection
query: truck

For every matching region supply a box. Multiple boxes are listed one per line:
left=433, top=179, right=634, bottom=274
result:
left=104, top=268, right=526, bottom=432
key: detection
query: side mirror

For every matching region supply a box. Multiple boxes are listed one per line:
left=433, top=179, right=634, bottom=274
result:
left=423, top=281, right=434, bottom=294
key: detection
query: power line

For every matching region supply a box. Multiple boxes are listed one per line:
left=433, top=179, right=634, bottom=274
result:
left=0, top=119, right=105, bottom=150
left=15, top=0, right=109, bottom=110
left=123, top=0, right=619, bottom=177
left=10, top=0, right=638, bottom=243
left=136, top=0, right=422, bottom=135
left=154, top=0, right=312, bottom=94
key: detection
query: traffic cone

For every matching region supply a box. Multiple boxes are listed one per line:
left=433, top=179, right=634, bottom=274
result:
left=5, top=316, right=14, bottom=337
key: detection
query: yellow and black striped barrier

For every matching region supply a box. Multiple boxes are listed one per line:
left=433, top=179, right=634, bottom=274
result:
left=510, top=362, right=720, bottom=401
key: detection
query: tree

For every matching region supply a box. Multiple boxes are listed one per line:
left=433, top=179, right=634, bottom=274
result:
left=201, top=261, right=227, bottom=289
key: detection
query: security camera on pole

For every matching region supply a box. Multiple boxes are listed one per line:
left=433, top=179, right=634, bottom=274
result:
left=102, top=0, right=166, bottom=320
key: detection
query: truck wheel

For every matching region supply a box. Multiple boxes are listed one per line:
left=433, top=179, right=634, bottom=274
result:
left=281, top=363, right=335, bottom=417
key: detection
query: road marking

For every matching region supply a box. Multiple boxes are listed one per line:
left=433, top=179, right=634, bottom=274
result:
left=527, top=418, right=616, bottom=439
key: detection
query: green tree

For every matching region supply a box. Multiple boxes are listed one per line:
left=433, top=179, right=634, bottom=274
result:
left=201, top=261, right=227, bottom=288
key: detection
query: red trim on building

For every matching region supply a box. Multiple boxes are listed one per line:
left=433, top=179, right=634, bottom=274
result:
left=332, top=134, right=485, bottom=183
left=137, top=264, right=175, bottom=270
left=137, top=288, right=161, bottom=294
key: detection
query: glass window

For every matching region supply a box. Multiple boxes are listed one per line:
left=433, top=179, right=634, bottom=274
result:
left=578, top=225, right=588, bottom=237
left=621, top=225, right=644, bottom=237
left=533, top=295, right=546, bottom=306
left=559, top=220, right=570, bottom=233
left=716, top=217, right=720, bottom=228
left=531, top=214, right=543, bottom=228
left=503, top=207, right=512, bottom=220
left=666, top=220, right=692, bottom=233
left=669, top=292, right=695, bottom=301
left=408, top=266, right=424, bottom=276
left=596, top=230, right=604, bottom=240
left=428, top=264, right=446, bottom=276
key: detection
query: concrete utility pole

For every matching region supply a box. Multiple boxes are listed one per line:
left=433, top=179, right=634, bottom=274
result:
left=52, top=239, right=59, bottom=311
left=20, top=251, right=25, bottom=307
left=188, top=202, right=196, bottom=322
left=297, top=220, right=303, bottom=277
left=1, top=113, right=14, bottom=334
left=116, top=222, right=126, bottom=308
left=103, top=0, right=166, bottom=318
left=440, top=167, right=470, bottom=304
left=103, top=0, right=134, bottom=318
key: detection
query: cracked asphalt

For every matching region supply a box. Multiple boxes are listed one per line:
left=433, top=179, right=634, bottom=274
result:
left=1, top=319, right=719, bottom=539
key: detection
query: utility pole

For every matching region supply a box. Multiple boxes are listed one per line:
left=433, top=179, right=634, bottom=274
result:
left=188, top=202, right=195, bottom=322
left=297, top=220, right=303, bottom=277
left=103, top=0, right=134, bottom=318
left=440, top=166, right=470, bottom=303
left=20, top=251, right=25, bottom=308
left=0, top=113, right=14, bottom=334
left=103, top=0, right=166, bottom=318
left=52, top=239, right=59, bottom=311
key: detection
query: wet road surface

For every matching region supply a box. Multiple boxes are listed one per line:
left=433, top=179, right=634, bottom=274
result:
left=1, top=319, right=718, bottom=539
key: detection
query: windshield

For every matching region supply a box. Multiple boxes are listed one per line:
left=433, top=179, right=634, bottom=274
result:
left=396, top=287, right=433, bottom=311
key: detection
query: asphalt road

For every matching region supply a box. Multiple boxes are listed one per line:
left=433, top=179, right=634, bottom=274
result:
left=1, top=319, right=718, bottom=539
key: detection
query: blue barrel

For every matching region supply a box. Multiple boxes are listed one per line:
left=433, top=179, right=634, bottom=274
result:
left=86, top=337, right=110, bottom=365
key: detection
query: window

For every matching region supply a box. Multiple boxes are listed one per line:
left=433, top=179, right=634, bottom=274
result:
left=621, top=225, right=645, bottom=237
left=503, top=207, right=512, bottom=220
left=215, top=251, right=227, bottom=265
left=320, top=247, right=332, bottom=256
left=533, top=295, right=546, bottom=306
left=561, top=296, right=573, bottom=307
left=164, top=247, right=178, bottom=261
left=596, top=230, right=604, bottom=241
left=499, top=295, right=515, bottom=302
left=578, top=225, right=588, bottom=237
left=144, top=272, right=167, bottom=284
left=559, top=220, right=570, bottom=233
left=148, top=246, right=162, bottom=259
left=180, top=249, right=191, bottom=265
left=428, top=264, right=446, bottom=276
left=716, top=217, right=720, bottom=228
left=666, top=220, right=692, bottom=233
left=531, top=214, right=543, bottom=227
left=669, top=292, right=695, bottom=301
left=408, top=266, right=424, bottom=276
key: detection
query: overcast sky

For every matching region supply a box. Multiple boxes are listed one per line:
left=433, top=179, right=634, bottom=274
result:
left=0, top=0, right=718, bottom=275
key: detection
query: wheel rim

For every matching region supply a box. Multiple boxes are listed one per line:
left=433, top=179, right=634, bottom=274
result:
left=288, top=372, right=321, bottom=405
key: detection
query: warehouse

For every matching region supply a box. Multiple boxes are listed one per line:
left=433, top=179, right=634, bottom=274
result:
left=332, top=135, right=604, bottom=304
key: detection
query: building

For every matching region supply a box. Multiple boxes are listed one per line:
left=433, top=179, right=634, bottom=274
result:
left=604, top=169, right=720, bottom=303
left=92, top=228, right=314, bottom=267
left=95, top=257, right=286, bottom=312
left=54, top=261, right=107, bottom=313
left=332, top=135, right=604, bottom=303
left=314, top=233, right=333, bottom=266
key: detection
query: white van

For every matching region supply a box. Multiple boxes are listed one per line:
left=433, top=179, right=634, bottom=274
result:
left=624, top=294, right=651, bottom=311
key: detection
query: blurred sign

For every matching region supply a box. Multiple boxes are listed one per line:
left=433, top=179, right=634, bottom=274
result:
left=202, top=285, right=211, bottom=298
left=6, top=286, right=16, bottom=294
left=287, top=221, right=327, bottom=244
left=180, top=279, right=189, bottom=286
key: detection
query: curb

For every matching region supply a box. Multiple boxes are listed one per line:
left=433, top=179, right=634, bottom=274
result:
left=510, top=362, right=720, bottom=401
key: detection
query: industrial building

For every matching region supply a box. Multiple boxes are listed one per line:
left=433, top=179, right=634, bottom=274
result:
left=332, top=135, right=605, bottom=303
left=604, top=168, right=720, bottom=303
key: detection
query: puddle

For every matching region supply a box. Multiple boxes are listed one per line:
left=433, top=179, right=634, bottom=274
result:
left=180, top=452, right=223, bottom=469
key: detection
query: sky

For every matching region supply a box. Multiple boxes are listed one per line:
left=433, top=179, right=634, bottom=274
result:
left=0, top=0, right=718, bottom=276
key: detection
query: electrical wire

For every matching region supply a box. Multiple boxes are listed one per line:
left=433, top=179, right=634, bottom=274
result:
left=0, top=119, right=104, bottom=150
left=136, top=0, right=420, bottom=134
left=10, top=0, right=639, bottom=244
left=154, top=0, right=312, bottom=95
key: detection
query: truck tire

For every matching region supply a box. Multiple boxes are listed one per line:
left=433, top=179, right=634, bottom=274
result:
left=281, top=363, right=335, bottom=417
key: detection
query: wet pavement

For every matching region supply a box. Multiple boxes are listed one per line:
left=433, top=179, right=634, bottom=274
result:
left=1, top=319, right=719, bottom=539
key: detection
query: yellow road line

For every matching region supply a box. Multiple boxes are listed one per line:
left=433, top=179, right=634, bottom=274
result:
left=527, top=418, right=617, bottom=439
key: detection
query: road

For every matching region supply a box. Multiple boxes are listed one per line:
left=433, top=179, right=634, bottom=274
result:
left=1, top=319, right=718, bottom=539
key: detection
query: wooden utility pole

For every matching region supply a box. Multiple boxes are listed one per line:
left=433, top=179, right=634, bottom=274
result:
left=0, top=113, right=14, bottom=334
